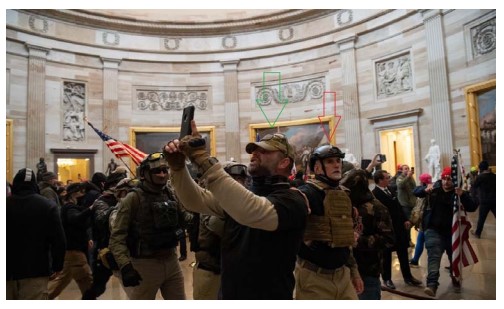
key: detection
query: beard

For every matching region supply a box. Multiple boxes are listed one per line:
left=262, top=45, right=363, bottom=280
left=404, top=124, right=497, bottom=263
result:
left=248, top=161, right=273, bottom=177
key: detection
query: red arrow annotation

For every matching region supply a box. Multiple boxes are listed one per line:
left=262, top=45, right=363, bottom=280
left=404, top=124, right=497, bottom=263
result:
left=317, top=91, right=342, bottom=142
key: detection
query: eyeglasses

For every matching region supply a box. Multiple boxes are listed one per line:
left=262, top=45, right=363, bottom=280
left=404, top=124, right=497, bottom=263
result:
left=151, top=167, right=169, bottom=174
left=225, top=164, right=248, bottom=177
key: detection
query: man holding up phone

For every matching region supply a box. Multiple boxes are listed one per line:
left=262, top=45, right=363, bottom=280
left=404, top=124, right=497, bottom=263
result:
left=163, top=120, right=309, bottom=299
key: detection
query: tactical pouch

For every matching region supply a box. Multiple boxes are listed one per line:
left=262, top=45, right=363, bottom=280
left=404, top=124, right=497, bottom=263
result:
left=151, top=200, right=178, bottom=229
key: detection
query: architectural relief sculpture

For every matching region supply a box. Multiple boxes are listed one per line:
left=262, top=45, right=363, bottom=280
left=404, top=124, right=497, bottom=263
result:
left=472, top=18, right=496, bottom=57
left=62, top=81, right=86, bottom=142
left=424, top=139, right=441, bottom=181
left=336, top=9, right=353, bottom=26
left=255, top=78, right=324, bottom=106
left=376, top=55, right=413, bottom=99
left=136, top=90, right=208, bottom=111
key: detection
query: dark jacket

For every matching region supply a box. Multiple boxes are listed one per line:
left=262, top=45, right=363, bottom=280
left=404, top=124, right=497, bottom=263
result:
left=61, top=201, right=94, bottom=253
left=373, top=187, right=409, bottom=249
left=417, top=187, right=477, bottom=236
left=7, top=169, right=66, bottom=280
left=472, top=172, right=496, bottom=206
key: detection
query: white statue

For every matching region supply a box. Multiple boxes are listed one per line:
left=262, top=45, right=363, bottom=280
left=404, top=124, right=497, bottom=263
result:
left=425, top=139, right=441, bottom=181
left=342, top=148, right=359, bottom=168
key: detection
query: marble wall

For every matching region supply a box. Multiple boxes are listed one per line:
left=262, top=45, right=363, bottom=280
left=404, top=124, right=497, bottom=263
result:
left=5, top=9, right=496, bottom=177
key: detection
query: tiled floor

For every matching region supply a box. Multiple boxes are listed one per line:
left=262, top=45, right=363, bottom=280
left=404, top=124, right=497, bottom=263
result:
left=56, top=212, right=496, bottom=300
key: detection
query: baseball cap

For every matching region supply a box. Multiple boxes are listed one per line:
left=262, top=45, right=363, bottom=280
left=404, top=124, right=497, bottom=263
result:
left=246, top=133, right=295, bottom=161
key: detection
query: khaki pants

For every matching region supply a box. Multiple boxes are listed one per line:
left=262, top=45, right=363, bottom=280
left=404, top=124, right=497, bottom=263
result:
left=295, top=263, right=357, bottom=300
left=6, top=277, right=49, bottom=300
left=122, top=250, right=185, bottom=300
left=193, top=265, right=221, bottom=300
left=48, top=250, right=93, bottom=299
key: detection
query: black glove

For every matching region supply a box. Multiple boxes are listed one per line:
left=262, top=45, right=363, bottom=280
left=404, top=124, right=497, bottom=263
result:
left=121, top=263, right=142, bottom=287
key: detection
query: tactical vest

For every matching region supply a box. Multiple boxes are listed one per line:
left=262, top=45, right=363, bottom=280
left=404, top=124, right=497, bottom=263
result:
left=304, top=179, right=355, bottom=247
left=128, top=187, right=179, bottom=257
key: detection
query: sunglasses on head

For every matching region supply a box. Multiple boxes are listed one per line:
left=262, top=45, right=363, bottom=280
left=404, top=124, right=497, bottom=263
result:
left=225, top=164, right=248, bottom=177
left=261, top=133, right=289, bottom=157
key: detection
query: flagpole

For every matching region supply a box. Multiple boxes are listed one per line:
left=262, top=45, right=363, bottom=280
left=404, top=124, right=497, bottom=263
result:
left=454, top=149, right=463, bottom=282
left=84, top=117, right=137, bottom=178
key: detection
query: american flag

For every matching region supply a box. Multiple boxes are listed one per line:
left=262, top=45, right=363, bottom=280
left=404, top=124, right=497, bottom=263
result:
left=87, top=121, right=147, bottom=165
left=451, top=152, right=478, bottom=279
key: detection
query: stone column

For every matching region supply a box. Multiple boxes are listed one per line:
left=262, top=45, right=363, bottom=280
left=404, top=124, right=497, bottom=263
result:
left=422, top=10, right=454, bottom=167
left=336, top=36, right=363, bottom=160
left=26, top=44, right=50, bottom=169
left=101, top=58, right=121, bottom=172
left=220, top=60, right=241, bottom=161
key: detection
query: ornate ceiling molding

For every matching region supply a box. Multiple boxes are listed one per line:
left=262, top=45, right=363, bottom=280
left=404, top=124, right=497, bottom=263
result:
left=25, top=9, right=335, bottom=36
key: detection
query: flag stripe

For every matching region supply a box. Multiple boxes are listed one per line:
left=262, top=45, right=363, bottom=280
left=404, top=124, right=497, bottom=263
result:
left=451, top=152, right=478, bottom=279
left=88, top=121, right=147, bottom=166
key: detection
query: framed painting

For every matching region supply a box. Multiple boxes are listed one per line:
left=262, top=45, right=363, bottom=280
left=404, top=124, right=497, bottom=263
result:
left=465, top=79, right=496, bottom=170
left=130, top=126, right=216, bottom=170
left=249, top=116, right=335, bottom=174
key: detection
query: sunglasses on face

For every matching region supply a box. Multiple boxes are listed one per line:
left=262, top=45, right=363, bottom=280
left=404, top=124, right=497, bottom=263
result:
left=151, top=167, right=169, bottom=174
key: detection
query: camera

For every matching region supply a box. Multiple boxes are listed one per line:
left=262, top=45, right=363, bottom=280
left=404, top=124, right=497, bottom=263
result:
left=378, top=154, right=387, bottom=163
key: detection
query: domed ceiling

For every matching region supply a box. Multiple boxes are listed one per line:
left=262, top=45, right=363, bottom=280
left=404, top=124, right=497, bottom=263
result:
left=26, top=9, right=335, bottom=36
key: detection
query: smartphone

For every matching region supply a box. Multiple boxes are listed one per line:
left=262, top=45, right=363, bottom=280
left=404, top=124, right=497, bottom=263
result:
left=379, top=154, right=387, bottom=163
left=179, top=106, right=195, bottom=139
left=411, top=166, right=415, bottom=173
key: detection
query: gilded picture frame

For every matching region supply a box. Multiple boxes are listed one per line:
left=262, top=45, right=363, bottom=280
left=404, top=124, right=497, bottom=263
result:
left=465, top=79, right=496, bottom=170
left=249, top=116, right=335, bottom=174
left=129, top=126, right=216, bottom=170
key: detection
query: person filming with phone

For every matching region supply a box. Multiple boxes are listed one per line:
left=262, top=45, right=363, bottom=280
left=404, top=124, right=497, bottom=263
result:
left=163, top=120, right=309, bottom=299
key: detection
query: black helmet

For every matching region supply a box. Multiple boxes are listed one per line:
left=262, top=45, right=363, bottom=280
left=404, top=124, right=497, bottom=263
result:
left=309, top=145, right=345, bottom=170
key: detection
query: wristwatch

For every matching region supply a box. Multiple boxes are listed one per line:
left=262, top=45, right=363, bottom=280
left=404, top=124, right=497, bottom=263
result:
left=198, top=157, right=219, bottom=174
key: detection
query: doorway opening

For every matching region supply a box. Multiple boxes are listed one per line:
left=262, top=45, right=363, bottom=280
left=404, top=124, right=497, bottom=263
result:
left=57, top=158, right=90, bottom=185
left=50, top=148, right=97, bottom=185
left=379, top=127, right=415, bottom=174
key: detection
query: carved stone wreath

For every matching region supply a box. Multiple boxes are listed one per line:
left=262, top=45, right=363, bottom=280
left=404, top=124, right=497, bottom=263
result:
left=29, top=15, right=48, bottom=33
left=102, top=32, right=120, bottom=46
left=278, top=27, right=294, bottom=41
left=222, top=35, right=237, bottom=49
left=164, top=38, right=181, bottom=50
left=472, top=18, right=496, bottom=56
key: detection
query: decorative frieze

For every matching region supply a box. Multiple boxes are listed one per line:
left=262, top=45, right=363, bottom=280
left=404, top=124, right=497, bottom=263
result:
left=255, top=78, right=325, bottom=106
left=62, top=81, right=86, bottom=142
left=136, top=89, right=209, bottom=111
left=375, top=53, right=413, bottom=99
left=102, top=32, right=120, bottom=46
left=29, top=15, right=48, bottom=33
left=278, top=27, right=294, bottom=41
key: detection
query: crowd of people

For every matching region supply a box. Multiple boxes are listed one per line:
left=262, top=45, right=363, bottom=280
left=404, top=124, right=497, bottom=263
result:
left=6, top=121, right=495, bottom=300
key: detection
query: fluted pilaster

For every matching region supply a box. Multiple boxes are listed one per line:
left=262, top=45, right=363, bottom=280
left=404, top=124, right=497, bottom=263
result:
left=26, top=44, right=50, bottom=169
left=423, top=10, right=454, bottom=167
left=221, top=60, right=241, bottom=161
left=101, top=58, right=121, bottom=170
left=336, top=36, right=362, bottom=159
